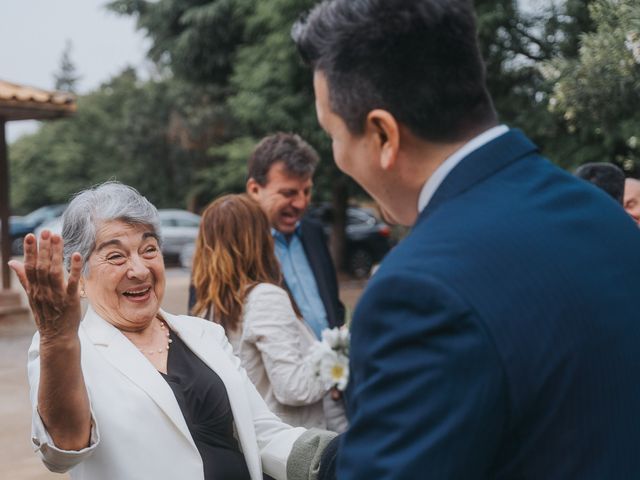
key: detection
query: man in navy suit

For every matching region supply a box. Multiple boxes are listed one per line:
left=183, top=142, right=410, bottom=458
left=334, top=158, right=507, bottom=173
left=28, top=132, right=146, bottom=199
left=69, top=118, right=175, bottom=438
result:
left=293, top=1, right=640, bottom=478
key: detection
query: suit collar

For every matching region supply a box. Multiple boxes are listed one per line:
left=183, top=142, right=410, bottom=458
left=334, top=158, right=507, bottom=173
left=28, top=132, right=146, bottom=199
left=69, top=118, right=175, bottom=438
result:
left=81, top=307, right=198, bottom=451
left=417, top=129, right=538, bottom=225
left=417, top=125, right=509, bottom=212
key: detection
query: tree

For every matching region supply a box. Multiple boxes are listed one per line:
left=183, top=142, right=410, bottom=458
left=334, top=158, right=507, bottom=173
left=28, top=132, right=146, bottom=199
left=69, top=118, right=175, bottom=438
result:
left=10, top=69, right=211, bottom=212
left=544, top=0, right=640, bottom=173
left=475, top=0, right=600, bottom=170
left=107, top=0, right=254, bottom=85
left=54, top=40, right=81, bottom=93
left=227, top=0, right=360, bottom=267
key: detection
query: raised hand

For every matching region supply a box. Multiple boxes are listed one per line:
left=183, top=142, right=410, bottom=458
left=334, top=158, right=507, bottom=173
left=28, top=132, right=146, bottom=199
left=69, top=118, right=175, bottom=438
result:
left=8, top=231, right=83, bottom=343
left=10, top=231, right=91, bottom=450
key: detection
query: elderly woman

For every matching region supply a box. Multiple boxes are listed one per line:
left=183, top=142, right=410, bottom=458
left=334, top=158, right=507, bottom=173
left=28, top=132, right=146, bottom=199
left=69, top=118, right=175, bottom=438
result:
left=9, top=182, right=334, bottom=480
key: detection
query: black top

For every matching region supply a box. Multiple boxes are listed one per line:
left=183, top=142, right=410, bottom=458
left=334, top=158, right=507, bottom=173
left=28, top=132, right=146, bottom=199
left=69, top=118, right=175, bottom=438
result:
left=161, top=329, right=251, bottom=480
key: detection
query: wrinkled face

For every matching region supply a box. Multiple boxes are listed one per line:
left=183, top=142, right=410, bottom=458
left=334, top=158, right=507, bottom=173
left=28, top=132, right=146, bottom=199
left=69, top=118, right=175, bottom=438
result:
left=82, top=220, right=166, bottom=332
left=247, top=162, right=313, bottom=235
left=624, top=178, right=640, bottom=226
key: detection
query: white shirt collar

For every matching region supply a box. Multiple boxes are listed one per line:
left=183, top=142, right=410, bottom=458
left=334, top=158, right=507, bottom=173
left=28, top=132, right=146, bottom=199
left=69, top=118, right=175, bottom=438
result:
left=417, top=125, right=509, bottom=213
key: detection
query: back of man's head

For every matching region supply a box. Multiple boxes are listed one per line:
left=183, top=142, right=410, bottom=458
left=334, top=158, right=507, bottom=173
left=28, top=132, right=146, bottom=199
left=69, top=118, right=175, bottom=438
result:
left=292, top=0, right=496, bottom=143
left=574, top=162, right=625, bottom=204
left=248, top=132, right=319, bottom=185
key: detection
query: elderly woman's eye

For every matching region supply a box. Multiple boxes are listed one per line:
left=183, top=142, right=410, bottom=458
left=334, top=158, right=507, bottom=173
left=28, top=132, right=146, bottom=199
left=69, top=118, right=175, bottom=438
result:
left=143, top=246, right=158, bottom=256
left=106, top=254, right=126, bottom=264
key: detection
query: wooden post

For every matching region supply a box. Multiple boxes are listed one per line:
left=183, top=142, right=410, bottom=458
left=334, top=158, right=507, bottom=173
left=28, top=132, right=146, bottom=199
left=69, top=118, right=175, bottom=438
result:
left=0, top=118, right=11, bottom=289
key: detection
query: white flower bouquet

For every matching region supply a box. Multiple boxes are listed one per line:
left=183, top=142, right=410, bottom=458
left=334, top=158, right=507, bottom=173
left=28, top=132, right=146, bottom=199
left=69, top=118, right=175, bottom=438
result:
left=309, top=326, right=350, bottom=391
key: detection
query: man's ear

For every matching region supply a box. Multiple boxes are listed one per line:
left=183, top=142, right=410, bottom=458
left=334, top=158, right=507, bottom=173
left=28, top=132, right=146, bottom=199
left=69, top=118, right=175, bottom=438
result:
left=366, top=109, right=400, bottom=171
left=246, top=178, right=260, bottom=198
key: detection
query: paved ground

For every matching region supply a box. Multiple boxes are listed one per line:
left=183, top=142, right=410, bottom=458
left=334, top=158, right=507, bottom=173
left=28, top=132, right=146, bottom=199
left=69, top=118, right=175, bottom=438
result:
left=0, top=266, right=365, bottom=479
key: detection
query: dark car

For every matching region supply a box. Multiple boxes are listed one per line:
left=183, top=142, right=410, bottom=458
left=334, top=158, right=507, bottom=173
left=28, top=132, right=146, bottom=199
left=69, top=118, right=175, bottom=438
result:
left=9, top=204, right=67, bottom=254
left=307, top=204, right=394, bottom=278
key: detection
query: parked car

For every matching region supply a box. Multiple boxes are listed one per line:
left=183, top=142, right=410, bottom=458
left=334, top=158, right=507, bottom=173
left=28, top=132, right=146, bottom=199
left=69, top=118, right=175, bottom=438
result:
left=307, top=204, right=394, bottom=278
left=158, top=209, right=201, bottom=266
left=9, top=204, right=67, bottom=254
left=179, top=242, right=196, bottom=270
left=34, top=217, right=63, bottom=239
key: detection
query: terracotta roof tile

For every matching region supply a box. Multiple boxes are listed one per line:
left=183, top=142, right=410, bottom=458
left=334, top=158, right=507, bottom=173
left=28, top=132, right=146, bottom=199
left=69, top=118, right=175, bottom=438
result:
left=0, top=80, right=74, bottom=105
left=0, top=80, right=76, bottom=120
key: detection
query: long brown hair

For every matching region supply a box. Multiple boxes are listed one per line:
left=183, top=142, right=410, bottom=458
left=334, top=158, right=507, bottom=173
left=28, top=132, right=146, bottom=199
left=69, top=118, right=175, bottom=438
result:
left=191, top=194, right=286, bottom=332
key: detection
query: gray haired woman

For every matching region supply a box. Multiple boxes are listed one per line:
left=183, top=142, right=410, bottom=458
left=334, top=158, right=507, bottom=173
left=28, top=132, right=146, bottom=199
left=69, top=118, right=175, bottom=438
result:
left=9, top=181, right=335, bottom=480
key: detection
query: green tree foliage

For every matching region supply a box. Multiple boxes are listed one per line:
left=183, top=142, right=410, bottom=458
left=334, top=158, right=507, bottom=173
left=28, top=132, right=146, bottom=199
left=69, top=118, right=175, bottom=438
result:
left=13, top=0, right=635, bottom=218
left=108, top=0, right=254, bottom=85
left=476, top=0, right=600, bottom=170
left=10, top=69, right=210, bottom=212
left=544, top=0, right=640, bottom=172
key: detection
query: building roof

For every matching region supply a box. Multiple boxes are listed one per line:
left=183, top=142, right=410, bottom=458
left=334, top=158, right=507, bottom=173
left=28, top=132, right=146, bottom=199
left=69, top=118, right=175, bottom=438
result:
left=0, top=80, right=76, bottom=121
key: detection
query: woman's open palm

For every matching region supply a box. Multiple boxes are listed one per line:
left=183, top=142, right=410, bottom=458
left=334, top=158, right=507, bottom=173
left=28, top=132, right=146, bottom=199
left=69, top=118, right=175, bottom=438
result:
left=8, top=231, right=83, bottom=342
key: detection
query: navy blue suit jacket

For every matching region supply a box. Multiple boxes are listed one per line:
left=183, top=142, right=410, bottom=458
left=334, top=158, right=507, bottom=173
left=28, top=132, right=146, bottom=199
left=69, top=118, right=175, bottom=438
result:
left=338, top=130, right=640, bottom=479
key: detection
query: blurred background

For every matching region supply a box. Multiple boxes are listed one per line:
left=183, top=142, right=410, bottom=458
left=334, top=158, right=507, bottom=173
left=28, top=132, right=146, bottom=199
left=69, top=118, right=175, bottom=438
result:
left=1, top=0, right=639, bottom=477
left=2, top=0, right=639, bottom=273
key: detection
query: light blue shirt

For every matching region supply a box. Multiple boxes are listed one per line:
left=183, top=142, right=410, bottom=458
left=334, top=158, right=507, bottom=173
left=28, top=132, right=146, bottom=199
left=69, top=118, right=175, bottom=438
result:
left=273, top=226, right=329, bottom=339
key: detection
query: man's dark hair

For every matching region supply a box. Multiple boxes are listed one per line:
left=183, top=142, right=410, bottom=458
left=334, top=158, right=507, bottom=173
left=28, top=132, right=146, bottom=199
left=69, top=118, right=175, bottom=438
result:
left=248, top=132, right=320, bottom=186
left=574, top=163, right=626, bottom=204
left=292, top=0, right=497, bottom=143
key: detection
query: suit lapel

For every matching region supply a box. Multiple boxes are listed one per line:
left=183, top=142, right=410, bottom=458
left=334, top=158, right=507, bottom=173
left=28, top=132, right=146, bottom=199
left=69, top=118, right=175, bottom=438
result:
left=300, top=220, right=324, bottom=286
left=419, top=129, right=539, bottom=224
left=81, top=307, right=197, bottom=451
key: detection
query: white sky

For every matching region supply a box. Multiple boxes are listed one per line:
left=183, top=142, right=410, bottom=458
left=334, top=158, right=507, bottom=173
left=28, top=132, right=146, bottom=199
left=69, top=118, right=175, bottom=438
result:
left=1, top=0, right=150, bottom=143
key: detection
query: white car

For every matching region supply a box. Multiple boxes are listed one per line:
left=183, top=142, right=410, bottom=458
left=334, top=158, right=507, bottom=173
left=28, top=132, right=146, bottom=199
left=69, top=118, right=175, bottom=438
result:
left=158, top=209, right=201, bottom=266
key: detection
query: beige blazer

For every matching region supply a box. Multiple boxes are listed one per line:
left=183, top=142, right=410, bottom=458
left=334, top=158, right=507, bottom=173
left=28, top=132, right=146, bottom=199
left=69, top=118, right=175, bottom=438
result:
left=28, top=307, right=305, bottom=480
left=227, top=283, right=327, bottom=429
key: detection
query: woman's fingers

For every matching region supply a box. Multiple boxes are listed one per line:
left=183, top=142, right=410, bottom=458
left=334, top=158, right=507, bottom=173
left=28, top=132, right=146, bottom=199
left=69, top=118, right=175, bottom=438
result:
left=23, top=234, right=38, bottom=286
left=7, top=260, right=29, bottom=293
left=66, top=253, right=83, bottom=298
left=36, top=230, right=52, bottom=289
left=49, top=234, right=64, bottom=291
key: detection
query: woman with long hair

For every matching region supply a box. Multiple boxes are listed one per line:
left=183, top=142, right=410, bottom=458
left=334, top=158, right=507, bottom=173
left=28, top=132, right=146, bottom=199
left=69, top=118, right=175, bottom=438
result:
left=191, top=194, right=337, bottom=430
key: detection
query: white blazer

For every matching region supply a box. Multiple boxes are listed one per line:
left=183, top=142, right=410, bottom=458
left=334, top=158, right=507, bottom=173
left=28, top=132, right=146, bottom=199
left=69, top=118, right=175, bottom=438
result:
left=227, top=283, right=327, bottom=429
left=28, top=307, right=306, bottom=480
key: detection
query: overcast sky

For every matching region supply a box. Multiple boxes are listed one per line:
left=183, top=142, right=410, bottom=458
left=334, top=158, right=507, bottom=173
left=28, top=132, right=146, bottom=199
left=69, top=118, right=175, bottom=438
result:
left=1, top=0, right=149, bottom=142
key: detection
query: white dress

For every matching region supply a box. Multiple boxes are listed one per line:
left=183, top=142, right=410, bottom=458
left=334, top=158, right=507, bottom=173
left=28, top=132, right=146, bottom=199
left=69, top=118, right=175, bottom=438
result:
left=226, top=283, right=328, bottom=429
